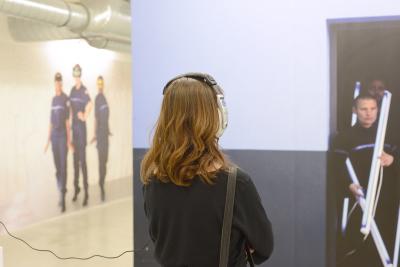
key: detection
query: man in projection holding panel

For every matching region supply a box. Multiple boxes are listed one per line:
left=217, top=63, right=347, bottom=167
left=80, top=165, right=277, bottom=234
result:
left=333, top=94, right=399, bottom=266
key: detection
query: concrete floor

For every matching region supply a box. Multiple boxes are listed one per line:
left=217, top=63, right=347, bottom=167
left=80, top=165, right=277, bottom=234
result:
left=0, top=197, right=133, bottom=267
left=0, top=177, right=133, bottom=231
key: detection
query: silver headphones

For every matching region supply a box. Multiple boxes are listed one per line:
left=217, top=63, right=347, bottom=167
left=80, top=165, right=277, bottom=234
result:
left=163, top=72, right=228, bottom=137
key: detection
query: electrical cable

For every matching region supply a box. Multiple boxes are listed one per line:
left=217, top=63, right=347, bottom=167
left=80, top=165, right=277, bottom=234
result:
left=0, top=220, right=150, bottom=260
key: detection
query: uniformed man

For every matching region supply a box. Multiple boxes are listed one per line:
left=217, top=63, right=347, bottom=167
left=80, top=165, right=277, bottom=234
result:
left=332, top=94, right=399, bottom=266
left=91, top=76, right=110, bottom=201
left=69, top=64, right=92, bottom=206
left=45, top=72, right=71, bottom=212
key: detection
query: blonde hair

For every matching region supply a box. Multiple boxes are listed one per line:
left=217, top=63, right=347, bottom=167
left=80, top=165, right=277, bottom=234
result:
left=141, top=77, right=230, bottom=186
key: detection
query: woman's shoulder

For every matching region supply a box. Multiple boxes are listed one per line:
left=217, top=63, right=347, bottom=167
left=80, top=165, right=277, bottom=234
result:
left=217, top=166, right=253, bottom=185
left=142, top=176, right=164, bottom=191
left=220, top=167, right=263, bottom=204
left=236, top=167, right=252, bottom=184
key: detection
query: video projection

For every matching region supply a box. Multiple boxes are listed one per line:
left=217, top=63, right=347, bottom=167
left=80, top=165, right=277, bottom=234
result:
left=0, top=33, right=132, bottom=227
left=330, top=19, right=400, bottom=267
left=0, top=0, right=133, bottom=264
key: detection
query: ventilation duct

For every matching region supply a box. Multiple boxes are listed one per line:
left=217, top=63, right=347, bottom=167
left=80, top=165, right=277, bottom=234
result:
left=8, top=18, right=79, bottom=42
left=85, top=36, right=131, bottom=53
left=0, top=0, right=131, bottom=53
left=0, top=0, right=88, bottom=30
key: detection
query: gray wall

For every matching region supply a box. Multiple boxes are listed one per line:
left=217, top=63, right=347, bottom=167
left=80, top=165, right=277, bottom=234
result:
left=134, top=149, right=329, bottom=267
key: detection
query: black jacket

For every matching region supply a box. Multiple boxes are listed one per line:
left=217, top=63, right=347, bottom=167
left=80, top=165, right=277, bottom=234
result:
left=332, top=122, right=399, bottom=195
left=332, top=123, right=400, bottom=266
left=143, top=168, right=273, bottom=267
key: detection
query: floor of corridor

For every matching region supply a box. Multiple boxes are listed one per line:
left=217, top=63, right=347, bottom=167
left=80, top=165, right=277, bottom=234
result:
left=0, top=197, right=133, bottom=267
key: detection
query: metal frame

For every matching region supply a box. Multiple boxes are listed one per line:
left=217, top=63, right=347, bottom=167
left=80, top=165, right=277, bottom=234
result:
left=341, top=197, right=349, bottom=234
left=346, top=158, right=393, bottom=267
left=351, top=81, right=361, bottom=126
left=361, top=91, right=392, bottom=235
left=393, top=207, right=400, bottom=266
left=341, top=81, right=361, bottom=234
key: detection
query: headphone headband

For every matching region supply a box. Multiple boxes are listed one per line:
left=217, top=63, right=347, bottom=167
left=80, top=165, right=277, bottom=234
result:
left=162, top=72, right=223, bottom=95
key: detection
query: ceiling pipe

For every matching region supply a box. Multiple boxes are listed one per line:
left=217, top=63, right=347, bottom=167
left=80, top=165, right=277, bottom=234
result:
left=8, top=17, right=79, bottom=42
left=0, top=0, right=88, bottom=30
left=0, top=0, right=131, bottom=53
left=81, top=0, right=131, bottom=42
left=85, top=36, right=131, bottom=53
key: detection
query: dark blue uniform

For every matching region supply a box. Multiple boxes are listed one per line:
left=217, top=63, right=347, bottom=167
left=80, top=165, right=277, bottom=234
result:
left=95, top=93, right=109, bottom=190
left=70, top=85, right=90, bottom=195
left=51, top=92, right=69, bottom=196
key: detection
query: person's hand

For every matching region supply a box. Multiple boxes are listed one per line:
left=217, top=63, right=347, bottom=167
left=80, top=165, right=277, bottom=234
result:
left=77, top=112, right=85, bottom=121
left=44, top=141, right=50, bottom=153
left=90, top=136, right=96, bottom=145
left=379, top=151, right=394, bottom=167
left=349, top=183, right=363, bottom=198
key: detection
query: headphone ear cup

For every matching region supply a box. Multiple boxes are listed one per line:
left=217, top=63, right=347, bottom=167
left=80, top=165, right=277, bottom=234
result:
left=216, top=95, right=228, bottom=138
left=216, top=109, right=224, bottom=138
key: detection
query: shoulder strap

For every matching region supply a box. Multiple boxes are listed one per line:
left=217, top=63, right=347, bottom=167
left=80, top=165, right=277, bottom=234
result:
left=219, top=167, right=237, bottom=267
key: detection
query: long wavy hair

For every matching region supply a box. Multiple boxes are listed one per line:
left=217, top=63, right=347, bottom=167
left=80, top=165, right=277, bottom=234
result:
left=140, top=77, right=230, bottom=186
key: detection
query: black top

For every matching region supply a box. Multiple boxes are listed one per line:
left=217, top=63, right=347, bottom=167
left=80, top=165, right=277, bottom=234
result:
left=332, top=122, right=400, bottom=266
left=50, top=92, right=69, bottom=137
left=332, top=122, right=399, bottom=190
left=143, top=168, right=273, bottom=267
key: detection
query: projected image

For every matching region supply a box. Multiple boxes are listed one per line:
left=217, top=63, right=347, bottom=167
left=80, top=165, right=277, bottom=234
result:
left=0, top=38, right=132, bottom=229
left=0, top=1, right=133, bottom=265
left=330, top=21, right=400, bottom=267
left=45, top=67, right=112, bottom=212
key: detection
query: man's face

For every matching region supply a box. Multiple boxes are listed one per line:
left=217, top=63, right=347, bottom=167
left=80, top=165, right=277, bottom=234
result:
left=368, top=80, right=385, bottom=99
left=353, top=98, right=378, bottom=128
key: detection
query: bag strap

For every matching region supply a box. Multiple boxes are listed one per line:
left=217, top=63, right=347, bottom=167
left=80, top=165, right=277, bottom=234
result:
left=219, top=167, right=237, bottom=267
